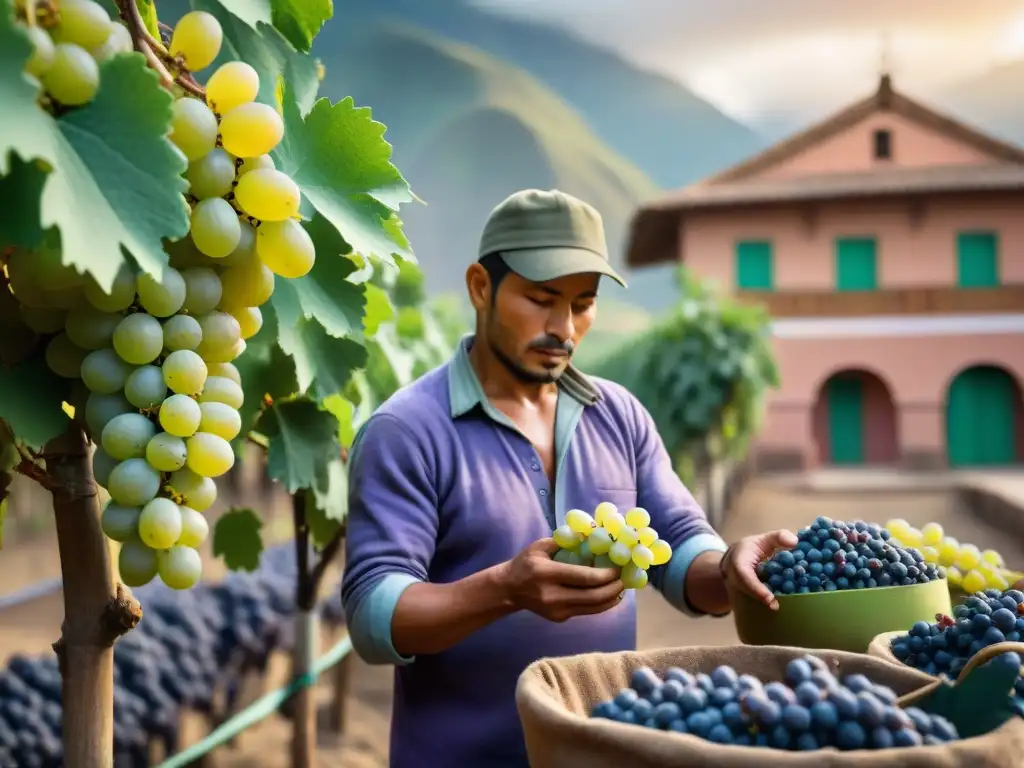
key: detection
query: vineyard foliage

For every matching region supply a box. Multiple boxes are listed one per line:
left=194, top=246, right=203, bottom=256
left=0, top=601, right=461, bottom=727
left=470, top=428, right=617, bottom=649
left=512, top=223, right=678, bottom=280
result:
left=587, top=267, right=779, bottom=479
left=0, top=0, right=416, bottom=579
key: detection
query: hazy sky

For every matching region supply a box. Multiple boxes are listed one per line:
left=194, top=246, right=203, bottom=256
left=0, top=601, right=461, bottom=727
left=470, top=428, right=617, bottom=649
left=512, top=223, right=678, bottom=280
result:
left=472, top=0, right=1024, bottom=132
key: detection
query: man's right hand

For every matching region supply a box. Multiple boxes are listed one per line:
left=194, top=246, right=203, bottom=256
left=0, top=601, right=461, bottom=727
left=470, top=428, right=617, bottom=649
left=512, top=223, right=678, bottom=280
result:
left=495, top=538, right=625, bottom=622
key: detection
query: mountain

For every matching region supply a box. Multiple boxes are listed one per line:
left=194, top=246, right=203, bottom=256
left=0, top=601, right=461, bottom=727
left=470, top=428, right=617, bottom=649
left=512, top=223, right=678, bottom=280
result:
left=324, top=0, right=762, bottom=190
left=937, top=61, right=1024, bottom=146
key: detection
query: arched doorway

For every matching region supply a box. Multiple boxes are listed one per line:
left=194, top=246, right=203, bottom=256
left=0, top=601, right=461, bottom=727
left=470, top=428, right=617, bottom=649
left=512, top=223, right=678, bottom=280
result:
left=945, top=365, right=1023, bottom=467
left=812, top=369, right=899, bottom=465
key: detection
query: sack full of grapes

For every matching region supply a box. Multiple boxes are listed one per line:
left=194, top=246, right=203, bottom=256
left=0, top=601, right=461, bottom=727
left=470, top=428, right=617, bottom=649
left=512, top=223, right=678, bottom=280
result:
left=516, top=644, right=1024, bottom=768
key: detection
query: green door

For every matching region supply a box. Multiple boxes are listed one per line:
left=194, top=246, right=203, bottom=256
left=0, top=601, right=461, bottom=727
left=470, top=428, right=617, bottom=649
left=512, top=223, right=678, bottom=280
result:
left=956, top=232, right=999, bottom=287
left=827, top=376, right=864, bottom=464
left=946, top=366, right=1017, bottom=466
left=835, top=238, right=878, bottom=291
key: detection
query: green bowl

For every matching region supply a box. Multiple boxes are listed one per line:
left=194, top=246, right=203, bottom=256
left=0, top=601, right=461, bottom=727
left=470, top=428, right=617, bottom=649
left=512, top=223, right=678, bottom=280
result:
left=732, top=579, right=952, bottom=653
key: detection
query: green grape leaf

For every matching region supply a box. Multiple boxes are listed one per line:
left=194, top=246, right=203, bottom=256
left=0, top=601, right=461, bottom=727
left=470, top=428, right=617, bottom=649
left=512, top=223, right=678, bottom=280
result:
left=270, top=282, right=368, bottom=400
left=134, top=0, right=160, bottom=39
left=257, top=398, right=340, bottom=496
left=213, top=507, right=265, bottom=572
left=322, top=393, right=355, bottom=448
left=0, top=152, right=46, bottom=250
left=306, top=493, right=342, bottom=548
left=273, top=85, right=413, bottom=265
left=232, top=309, right=299, bottom=433
left=310, top=455, right=346, bottom=533
left=212, top=0, right=331, bottom=53
left=363, top=283, right=393, bottom=335
left=0, top=357, right=72, bottom=449
left=196, top=0, right=319, bottom=114
left=0, top=20, right=189, bottom=290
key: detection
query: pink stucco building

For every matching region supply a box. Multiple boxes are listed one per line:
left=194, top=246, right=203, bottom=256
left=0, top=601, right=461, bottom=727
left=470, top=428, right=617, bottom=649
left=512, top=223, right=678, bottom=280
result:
left=627, top=76, right=1024, bottom=471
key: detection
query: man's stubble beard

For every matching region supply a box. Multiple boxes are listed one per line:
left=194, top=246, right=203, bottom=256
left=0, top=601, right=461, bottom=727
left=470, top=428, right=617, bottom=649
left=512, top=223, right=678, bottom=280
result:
left=487, top=319, right=566, bottom=385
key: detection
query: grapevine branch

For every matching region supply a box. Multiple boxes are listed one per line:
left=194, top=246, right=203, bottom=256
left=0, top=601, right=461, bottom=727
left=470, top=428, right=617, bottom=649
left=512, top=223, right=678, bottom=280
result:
left=113, top=0, right=206, bottom=98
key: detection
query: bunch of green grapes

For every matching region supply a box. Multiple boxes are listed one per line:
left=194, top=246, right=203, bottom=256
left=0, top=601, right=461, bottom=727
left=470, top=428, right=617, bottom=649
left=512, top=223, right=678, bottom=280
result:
left=552, top=502, right=672, bottom=590
left=17, top=0, right=133, bottom=107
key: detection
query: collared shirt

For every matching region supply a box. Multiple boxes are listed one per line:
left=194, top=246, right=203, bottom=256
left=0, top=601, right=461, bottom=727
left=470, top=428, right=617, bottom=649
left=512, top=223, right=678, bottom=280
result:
left=341, top=336, right=726, bottom=768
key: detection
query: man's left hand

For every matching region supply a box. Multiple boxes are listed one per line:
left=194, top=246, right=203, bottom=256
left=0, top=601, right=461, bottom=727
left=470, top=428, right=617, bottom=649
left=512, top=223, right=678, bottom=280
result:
left=722, top=529, right=798, bottom=611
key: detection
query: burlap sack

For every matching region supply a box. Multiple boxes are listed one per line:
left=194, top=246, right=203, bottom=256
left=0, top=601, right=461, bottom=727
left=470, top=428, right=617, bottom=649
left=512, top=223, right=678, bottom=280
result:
left=516, top=645, right=1024, bottom=768
left=867, top=631, right=908, bottom=667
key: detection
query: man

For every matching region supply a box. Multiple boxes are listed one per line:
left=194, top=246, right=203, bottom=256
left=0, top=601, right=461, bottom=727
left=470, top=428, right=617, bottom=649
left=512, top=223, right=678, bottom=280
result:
left=341, top=189, right=796, bottom=767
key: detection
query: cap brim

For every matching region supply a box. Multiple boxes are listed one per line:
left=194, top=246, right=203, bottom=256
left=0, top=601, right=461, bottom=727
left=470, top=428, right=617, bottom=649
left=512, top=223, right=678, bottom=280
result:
left=499, top=247, right=627, bottom=288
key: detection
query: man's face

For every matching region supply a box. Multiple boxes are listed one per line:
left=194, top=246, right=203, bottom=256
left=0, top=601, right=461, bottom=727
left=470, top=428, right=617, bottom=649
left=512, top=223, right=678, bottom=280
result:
left=484, top=271, right=600, bottom=384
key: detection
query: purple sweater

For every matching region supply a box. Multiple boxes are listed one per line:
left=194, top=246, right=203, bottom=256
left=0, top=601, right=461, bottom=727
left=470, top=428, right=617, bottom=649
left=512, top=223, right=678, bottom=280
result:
left=341, top=338, right=727, bottom=767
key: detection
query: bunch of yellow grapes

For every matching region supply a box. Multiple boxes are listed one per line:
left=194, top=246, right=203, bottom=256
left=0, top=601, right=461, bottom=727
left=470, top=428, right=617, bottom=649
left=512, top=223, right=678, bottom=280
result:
left=552, top=503, right=672, bottom=590
left=884, top=519, right=1016, bottom=594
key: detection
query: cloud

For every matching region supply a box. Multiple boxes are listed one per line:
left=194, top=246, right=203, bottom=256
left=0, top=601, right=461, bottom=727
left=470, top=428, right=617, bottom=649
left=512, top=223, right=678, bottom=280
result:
left=471, top=0, right=1024, bottom=129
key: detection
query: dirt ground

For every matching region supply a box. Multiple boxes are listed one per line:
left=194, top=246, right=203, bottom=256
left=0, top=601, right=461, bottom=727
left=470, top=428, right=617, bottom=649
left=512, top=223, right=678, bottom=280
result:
left=2, top=479, right=1022, bottom=767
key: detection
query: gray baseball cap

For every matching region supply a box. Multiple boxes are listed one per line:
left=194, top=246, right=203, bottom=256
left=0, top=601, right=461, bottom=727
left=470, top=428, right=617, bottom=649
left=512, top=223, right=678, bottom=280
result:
left=478, top=189, right=627, bottom=287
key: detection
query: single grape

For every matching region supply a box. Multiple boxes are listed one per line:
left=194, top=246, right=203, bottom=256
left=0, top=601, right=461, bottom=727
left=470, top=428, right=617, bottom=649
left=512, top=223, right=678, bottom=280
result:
left=24, top=25, right=55, bottom=77
left=185, top=432, right=234, bottom=477
left=231, top=306, right=262, bottom=339
left=185, top=148, right=236, bottom=200
left=587, top=527, right=613, bottom=556
left=617, top=526, right=640, bottom=548
left=205, top=61, right=259, bottom=114
left=603, top=512, right=625, bottom=538
left=168, top=468, right=217, bottom=511
left=234, top=169, right=301, bottom=222
left=162, top=349, right=207, bottom=395
left=196, top=311, right=241, bottom=362
left=42, top=42, right=99, bottom=105
left=80, top=348, right=131, bottom=394
left=145, top=431, right=188, bottom=472
left=631, top=544, right=654, bottom=570
left=84, top=392, right=132, bottom=436
left=637, top=527, right=658, bottom=547
left=54, top=0, right=112, bottom=49
left=564, top=509, right=593, bottom=535
left=650, top=539, right=673, bottom=566
left=608, top=541, right=632, bottom=566
left=124, top=365, right=167, bottom=409
left=621, top=562, right=648, bottom=590
left=159, top=394, right=202, bottom=437
left=207, top=361, right=241, bottom=386
left=198, top=401, right=241, bottom=441
left=100, top=503, right=141, bottom=543
left=83, top=264, right=136, bottom=312
left=158, top=545, right=203, bottom=590
left=64, top=304, right=119, bottom=350
left=256, top=218, right=315, bottom=278
left=112, top=312, right=163, bottom=365
left=118, top=539, right=158, bottom=587
left=169, top=11, right=222, bottom=72
left=162, top=314, right=202, bottom=352
left=226, top=337, right=246, bottom=361
left=179, top=267, right=222, bottom=316
left=137, top=267, right=186, bottom=317
left=553, top=525, right=581, bottom=550
left=101, top=412, right=157, bottom=460
left=88, top=21, right=132, bottom=62
left=553, top=549, right=583, bottom=566
left=169, top=97, right=219, bottom=161
left=107, top=458, right=161, bottom=506
left=238, top=154, right=274, bottom=176
left=190, top=197, right=242, bottom=259
left=625, top=507, right=651, bottom=529
left=216, top=219, right=256, bottom=267
left=177, top=506, right=209, bottom=548
left=218, top=252, right=275, bottom=308
left=593, top=502, right=617, bottom=527
left=198, top=376, right=244, bottom=412
left=138, top=497, right=183, bottom=550
left=219, top=102, right=284, bottom=158
left=20, top=304, right=66, bottom=334
left=91, top=446, right=119, bottom=487
left=45, top=333, right=88, bottom=378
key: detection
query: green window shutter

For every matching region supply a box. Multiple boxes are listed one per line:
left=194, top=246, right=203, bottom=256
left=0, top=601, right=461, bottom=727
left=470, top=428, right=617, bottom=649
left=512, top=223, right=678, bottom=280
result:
left=956, top=232, right=999, bottom=288
left=835, top=238, right=878, bottom=291
left=735, top=241, right=773, bottom=290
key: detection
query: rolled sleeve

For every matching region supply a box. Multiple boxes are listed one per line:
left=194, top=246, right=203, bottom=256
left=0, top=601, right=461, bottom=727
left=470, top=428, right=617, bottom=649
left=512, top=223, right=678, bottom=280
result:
left=341, top=414, right=439, bottom=665
left=628, top=396, right=728, bottom=616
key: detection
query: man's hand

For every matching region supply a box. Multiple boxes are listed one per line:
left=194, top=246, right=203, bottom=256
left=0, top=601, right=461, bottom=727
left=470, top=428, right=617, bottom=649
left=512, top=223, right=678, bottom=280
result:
left=723, top=529, right=799, bottom=611
left=496, top=538, right=624, bottom=622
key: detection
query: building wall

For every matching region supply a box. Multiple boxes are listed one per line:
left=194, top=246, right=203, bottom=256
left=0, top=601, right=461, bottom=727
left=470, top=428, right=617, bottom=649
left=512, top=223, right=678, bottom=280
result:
left=680, top=194, right=1024, bottom=291
left=749, top=110, right=998, bottom=182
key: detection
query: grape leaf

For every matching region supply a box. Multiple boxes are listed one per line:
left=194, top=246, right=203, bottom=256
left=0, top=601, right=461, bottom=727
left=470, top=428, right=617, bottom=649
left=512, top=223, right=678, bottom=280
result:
left=212, top=507, right=265, bottom=571
left=306, top=495, right=341, bottom=548
left=0, top=17, right=189, bottom=290
left=0, top=152, right=46, bottom=250
left=322, top=393, right=355, bottom=448
left=273, top=85, right=414, bottom=265
left=257, top=398, right=340, bottom=495
left=310, top=455, right=346, bottom=537
left=0, top=357, right=72, bottom=449
left=134, top=0, right=160, bottom=39
left=231, top=310, right=299, bottom=434
left=211, top=0, right=331, bottom=53
left=363, top=283, right=393, bottom=335
left=196, top=0, right=319, bottom=114
left=269, top=284, right=368, bottom=400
